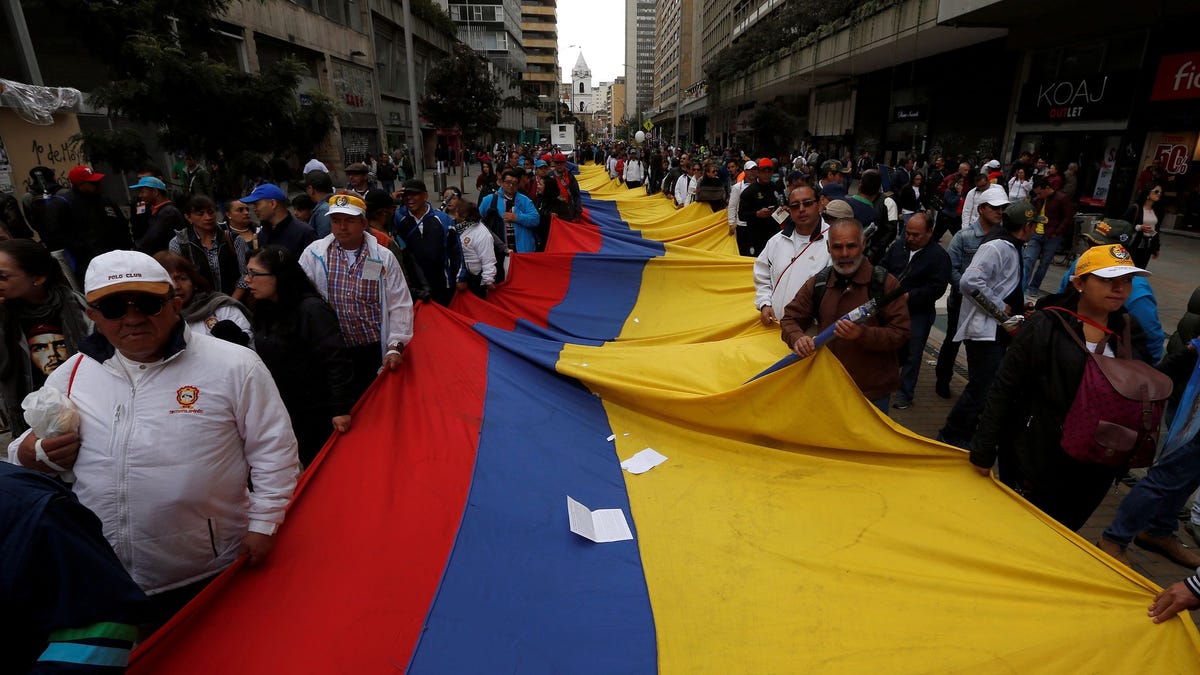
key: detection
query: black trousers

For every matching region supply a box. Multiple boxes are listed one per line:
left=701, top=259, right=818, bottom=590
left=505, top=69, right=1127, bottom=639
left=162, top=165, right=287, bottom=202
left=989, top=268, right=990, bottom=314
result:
left=346, top=342, right=382, bottom=404
left=934, top=290, right=961, bottom=387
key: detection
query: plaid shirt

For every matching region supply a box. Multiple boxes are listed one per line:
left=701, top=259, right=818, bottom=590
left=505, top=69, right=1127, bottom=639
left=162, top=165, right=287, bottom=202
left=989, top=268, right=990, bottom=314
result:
left=325, top=239, right=383, bottom=346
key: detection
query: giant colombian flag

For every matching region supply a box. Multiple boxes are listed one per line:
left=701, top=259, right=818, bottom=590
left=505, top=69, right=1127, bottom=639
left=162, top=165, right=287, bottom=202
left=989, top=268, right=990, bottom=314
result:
left=131, top=165, right=1200, bottom=673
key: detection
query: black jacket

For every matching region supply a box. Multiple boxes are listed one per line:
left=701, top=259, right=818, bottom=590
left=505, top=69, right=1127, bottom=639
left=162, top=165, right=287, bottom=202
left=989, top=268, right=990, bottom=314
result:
left=737, top=181, right=782, bottom=235
left=172, top=227, right=243, bottom=295
left=970, top=292, right=1154, bottom=486
left=136, top=202, right=186, bottom=255
left=881, top=239, right=950, bottom=315
left=897, top=184, right=928, bottom=213
left=253, top=293, right=355, bottom=418
left=1123, top=202, right=1164, bottom=256
left=45, top=188, right=132, bottom=274
left=259, top=213, right=318, bottom=259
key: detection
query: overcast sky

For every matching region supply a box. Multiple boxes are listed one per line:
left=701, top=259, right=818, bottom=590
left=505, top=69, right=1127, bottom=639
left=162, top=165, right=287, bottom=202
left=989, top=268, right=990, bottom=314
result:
left=556, top=0, right=627, bottom=85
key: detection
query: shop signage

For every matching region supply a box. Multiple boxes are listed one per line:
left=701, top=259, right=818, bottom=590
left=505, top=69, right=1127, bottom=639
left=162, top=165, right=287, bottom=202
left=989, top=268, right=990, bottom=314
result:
left=1150, top=52, right=1200, bottom=101
left=892, top=105, right=926, bottom=122
left=1016, top=73, right=1134, bottom=123
left=1153, top=142, right=1190, bottom=175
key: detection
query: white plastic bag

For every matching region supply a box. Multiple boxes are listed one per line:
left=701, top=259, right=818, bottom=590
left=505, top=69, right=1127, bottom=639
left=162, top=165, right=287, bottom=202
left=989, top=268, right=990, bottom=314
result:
left=22, top=387, right=81, bottom=483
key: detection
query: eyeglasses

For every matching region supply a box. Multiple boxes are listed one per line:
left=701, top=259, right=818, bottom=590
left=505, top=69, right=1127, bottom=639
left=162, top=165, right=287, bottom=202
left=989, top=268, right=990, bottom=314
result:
left=245, top=269, right=275, bottom=279
left=1151, top=189, right=1162, bottom=194
left=90, top=294, right=170, bottom=320
left=789, top=199, right=819, bottom=209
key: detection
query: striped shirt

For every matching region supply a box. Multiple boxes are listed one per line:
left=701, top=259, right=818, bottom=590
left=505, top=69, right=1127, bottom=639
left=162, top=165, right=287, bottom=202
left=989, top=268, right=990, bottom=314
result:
left=325, top=239, right=383, bottom=346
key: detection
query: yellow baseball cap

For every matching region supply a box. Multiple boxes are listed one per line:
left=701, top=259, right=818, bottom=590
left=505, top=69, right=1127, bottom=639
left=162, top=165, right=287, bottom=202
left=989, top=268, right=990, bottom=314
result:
left=327, top=193, right=366, bottom=216
left=1073, top=244, right=1151, bottom=279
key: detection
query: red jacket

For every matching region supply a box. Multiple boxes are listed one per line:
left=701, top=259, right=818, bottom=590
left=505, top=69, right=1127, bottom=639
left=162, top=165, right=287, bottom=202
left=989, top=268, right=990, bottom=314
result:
left=1033, top=190, right=1075, bottom=238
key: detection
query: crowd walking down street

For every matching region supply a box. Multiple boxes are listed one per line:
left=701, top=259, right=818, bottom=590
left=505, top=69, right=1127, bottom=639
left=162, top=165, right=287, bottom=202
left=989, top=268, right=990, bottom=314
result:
left=4, top=129, right=1200, bottom=669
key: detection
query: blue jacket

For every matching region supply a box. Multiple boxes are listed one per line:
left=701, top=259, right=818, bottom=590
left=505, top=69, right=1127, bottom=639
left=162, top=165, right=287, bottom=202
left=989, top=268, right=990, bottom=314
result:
left=1057, top=260, right=1165, bottom=361
left=480, top=191, right=540, bottom=253
left=392, top=206, right=465, bottom=291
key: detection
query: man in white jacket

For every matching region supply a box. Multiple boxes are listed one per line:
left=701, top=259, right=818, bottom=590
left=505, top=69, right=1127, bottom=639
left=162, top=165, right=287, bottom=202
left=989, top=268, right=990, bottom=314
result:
left=300, top=194, right=414, bottom=400
left=623, top=151, right=645, bottom=190
left=9, top=249, right=300, bottom=624
left=753, top=186, right=833, bottom=325
left=728, top=159, right=757, bottom=239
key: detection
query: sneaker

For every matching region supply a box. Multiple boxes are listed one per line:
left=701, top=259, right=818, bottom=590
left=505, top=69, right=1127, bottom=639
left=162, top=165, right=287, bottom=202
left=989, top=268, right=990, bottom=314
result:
left=1134, top=532, right=1200, bottom=569
left=934, top=381, right=951, bottom=399
left=892, top=398, right=912, bottom=410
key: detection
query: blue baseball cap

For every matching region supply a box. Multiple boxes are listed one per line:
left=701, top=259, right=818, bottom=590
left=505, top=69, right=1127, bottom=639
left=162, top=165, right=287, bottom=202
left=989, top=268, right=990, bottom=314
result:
left=239, top=183, right=287, bottom=203
left=128, top=176, right=167, bottom=191
left=534, top=159, right=548, bottom=168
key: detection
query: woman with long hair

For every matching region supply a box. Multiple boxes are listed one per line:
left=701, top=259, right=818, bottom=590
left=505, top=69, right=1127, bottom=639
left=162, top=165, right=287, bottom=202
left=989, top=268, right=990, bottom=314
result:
left=897, top=171, right=928, bottom=225
left=0, top=239, right=91, bottom=434
left=1008, top=167, right=1032, bottom=202
left=245, top=245, right=355, bottom=466
left=1124, top=181, right=1165, bottom=269
left=152, top=251, right=252, bottom=346
left=476, top=161, right=499, bottom=199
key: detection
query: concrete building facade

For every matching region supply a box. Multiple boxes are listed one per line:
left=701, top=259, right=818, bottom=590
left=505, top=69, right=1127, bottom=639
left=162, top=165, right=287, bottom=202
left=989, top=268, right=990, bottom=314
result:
left=625, top=0, right=657, bottom=124
left=520, top=0, right=560, bottom=131
left=447, top=0, right=530, bottom=138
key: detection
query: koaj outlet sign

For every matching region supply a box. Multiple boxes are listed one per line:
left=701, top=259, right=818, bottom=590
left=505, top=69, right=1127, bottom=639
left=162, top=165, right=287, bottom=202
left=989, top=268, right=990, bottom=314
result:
left=1151, top=52, right=1200, bottom=101
left=1017, top=72, right=1134, bottom=123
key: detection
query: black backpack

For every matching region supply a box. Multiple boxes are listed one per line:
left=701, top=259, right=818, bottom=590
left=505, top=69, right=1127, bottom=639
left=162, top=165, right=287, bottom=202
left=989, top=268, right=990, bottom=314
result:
left=811, top=264, right=889, bottom=324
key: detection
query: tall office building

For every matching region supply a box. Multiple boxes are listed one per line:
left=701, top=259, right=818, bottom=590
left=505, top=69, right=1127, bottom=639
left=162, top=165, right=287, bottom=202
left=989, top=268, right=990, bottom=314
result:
left=521, top=0, right=559, bottom=130
left=625, top=0, right=656, bottom=123
left=447, top=0, right=527, bottom=135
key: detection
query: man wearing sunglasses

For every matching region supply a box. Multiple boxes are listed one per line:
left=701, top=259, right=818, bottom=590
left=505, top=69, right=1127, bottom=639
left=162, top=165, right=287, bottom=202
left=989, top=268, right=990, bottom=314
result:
left=8, top=249, right=300, bottom=625
left=753, top=186, right=831, bottom=326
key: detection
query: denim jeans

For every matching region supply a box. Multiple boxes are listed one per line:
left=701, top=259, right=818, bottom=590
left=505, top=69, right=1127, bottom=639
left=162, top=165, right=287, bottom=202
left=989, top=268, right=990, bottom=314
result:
left=871, top=395, right=891, bottom=416
left=1102, top=433, right=1200, bottom=545
left=1022, top=233, right=1062, bottom=293
left=898, top=310, right=935, bottom=401
left=939, top=338, right=1007, bottom=448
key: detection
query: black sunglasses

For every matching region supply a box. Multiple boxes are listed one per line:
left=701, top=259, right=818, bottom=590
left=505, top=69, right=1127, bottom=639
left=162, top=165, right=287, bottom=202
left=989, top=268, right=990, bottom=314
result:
left=789, top=199, right=819, bottom=209
left=90, top=294, right=170, bottom=320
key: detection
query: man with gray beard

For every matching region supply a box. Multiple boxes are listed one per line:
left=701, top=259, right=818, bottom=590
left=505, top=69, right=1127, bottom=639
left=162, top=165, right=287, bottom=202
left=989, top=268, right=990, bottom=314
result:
left=780, top=218, right=911, bottom=412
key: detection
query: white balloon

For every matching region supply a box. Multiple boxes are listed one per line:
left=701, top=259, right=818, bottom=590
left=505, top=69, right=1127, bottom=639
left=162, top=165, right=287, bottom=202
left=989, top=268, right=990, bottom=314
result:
left=634, top=130, right=646, bottom=143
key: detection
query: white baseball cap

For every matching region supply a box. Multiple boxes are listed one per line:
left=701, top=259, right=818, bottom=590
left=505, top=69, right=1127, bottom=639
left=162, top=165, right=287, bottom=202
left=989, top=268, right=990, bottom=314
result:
left=84, top=250, right=173, bottom=303
left=743, top=160, right=757, bottom=171
left=979, top=185, right=1011, bottom=207
left=985, top=159, right=1001, bottom=169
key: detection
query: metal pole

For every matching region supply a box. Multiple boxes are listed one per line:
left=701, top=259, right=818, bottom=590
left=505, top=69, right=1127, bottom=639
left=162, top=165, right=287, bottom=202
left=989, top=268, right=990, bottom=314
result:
left=401, top=0, right=423, bottom=176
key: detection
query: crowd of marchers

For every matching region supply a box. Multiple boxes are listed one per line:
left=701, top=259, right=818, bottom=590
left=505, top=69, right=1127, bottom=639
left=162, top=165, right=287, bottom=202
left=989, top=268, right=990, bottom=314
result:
left=1, top=138, right=1200, bottom=672
left=604, top=138, right=1200, bottom=624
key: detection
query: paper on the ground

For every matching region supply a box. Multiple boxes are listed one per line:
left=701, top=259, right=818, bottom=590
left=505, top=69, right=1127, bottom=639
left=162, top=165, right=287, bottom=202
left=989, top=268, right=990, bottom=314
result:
left=567, top=496, right=634, bottom=543
left=620, top=448, right=668, bottom=475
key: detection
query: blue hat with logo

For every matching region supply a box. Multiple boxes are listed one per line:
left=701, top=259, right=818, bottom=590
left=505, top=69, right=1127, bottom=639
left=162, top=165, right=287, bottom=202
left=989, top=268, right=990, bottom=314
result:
left=534, top=159, right=548, bottom=168
left=239, top=183, right=287, bottom=203
left=128, top=176, right=167, bottom=191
